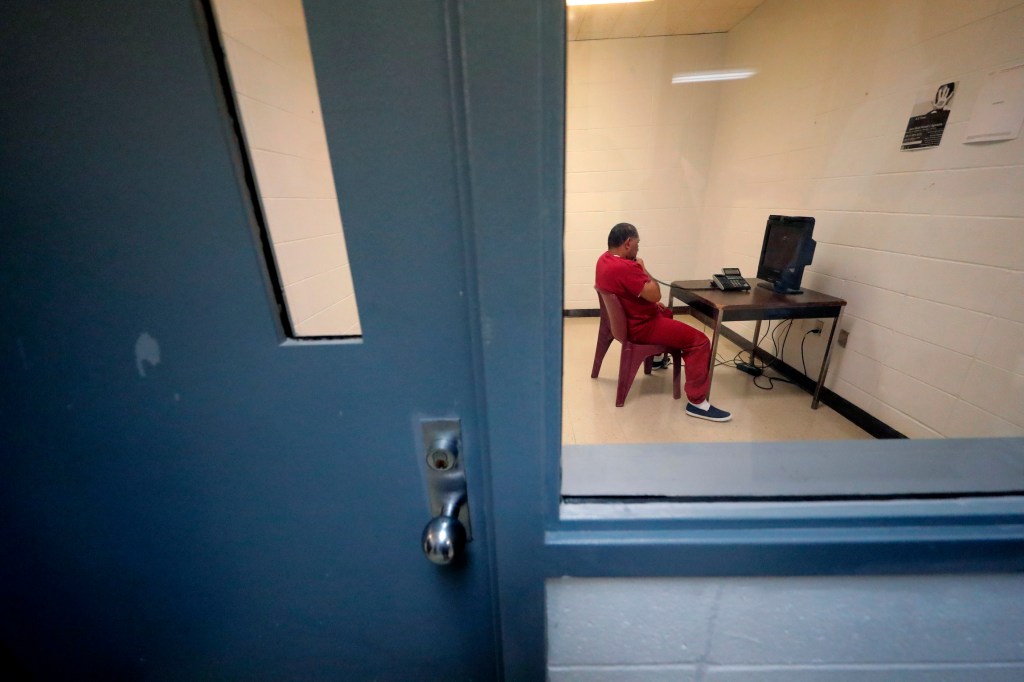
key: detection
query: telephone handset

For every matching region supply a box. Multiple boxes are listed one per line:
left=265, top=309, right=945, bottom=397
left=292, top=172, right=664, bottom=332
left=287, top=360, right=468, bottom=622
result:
left=712, top=267, right=751, bottom=291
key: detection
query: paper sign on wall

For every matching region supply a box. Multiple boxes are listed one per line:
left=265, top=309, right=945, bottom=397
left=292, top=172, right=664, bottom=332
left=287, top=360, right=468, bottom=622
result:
left=901, top=81, right=958, bottom=151
left=964, top=62, right=1024, bottom=144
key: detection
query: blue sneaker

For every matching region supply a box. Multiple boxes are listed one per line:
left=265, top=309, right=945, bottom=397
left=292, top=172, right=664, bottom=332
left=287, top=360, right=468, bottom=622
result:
left=685, top=403, right=732, bottom=422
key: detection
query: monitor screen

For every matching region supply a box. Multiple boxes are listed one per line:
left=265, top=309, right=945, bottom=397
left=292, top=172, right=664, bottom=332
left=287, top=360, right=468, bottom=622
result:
left=756, top=215, right=816, bottom=293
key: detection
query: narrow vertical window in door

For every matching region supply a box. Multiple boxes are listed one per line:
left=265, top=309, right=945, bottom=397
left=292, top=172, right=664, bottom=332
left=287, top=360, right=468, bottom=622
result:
left=208, top=0, right=361, bottom=338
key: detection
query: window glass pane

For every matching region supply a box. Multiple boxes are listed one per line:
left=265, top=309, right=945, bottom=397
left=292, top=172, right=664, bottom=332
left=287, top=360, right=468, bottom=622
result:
left=563, top=0, right=1024, bottom=495
left=565, top=0, right=1024, bottom=499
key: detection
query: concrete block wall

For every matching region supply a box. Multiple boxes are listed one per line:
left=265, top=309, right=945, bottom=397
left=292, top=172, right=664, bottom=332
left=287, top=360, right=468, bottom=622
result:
left=695, top=0, right=1024, bottom=438
left=212, top=0, right=361, bottom=336
left=547, top=574, right=1024, bottom=680
left=564, top=34, right=726, bottom=309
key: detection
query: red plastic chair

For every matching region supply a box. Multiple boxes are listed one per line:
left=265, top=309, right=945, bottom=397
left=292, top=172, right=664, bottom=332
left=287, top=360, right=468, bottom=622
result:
left=592, top=288, right=681, bottom=407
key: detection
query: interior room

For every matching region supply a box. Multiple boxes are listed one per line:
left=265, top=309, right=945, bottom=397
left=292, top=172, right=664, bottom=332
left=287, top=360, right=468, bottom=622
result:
left=563, top=0, right=1024, bottom=446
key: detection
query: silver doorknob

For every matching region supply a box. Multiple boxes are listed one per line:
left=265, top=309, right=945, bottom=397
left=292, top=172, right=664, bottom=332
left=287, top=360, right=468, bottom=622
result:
left=422, top=496, right=466, bottom=565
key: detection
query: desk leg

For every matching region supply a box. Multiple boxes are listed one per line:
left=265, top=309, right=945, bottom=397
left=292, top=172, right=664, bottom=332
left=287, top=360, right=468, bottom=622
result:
left=750, top=319, right=763, bottom=365
left=812, top=309, right=843, bottom=409
left=706, top=314, right=722, bottom=400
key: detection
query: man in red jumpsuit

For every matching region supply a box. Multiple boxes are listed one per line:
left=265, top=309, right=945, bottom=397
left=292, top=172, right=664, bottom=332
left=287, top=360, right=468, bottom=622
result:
left=595, top=222, right=732, bottom=422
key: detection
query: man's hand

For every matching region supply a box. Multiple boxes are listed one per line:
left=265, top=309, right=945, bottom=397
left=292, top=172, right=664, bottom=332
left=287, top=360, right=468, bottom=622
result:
left=634, top=256, right=660, bottom=301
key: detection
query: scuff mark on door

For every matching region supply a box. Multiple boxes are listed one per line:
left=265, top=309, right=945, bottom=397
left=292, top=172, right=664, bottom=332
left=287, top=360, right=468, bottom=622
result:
left=135, top=332, right=161, bottom=378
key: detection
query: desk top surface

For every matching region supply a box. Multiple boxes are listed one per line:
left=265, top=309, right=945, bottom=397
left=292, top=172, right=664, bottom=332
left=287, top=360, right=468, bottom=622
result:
left=670, top=279, right=846, bottom=312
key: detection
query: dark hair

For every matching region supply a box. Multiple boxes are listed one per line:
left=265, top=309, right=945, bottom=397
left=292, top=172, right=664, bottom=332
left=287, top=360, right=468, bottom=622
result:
left=608, top=222, right=638, bottom=248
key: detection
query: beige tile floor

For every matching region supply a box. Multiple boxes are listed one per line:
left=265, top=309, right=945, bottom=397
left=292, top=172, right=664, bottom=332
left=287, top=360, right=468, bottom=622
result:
left=562, top=316, right=872, bottom=445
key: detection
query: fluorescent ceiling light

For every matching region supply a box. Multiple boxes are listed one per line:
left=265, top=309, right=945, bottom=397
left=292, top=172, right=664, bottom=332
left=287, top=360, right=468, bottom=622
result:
left=567, top=0, right=654, bottom=6
left=671, top=69, right=757, bottom=84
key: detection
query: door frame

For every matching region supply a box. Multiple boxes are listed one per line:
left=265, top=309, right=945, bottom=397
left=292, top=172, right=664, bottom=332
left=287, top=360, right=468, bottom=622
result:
left=454, top=2, right=1024, bottom=678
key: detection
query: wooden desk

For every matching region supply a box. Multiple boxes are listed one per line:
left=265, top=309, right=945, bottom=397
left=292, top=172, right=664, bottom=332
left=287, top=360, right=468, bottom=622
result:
left=669, top=279, right=846, bottom=409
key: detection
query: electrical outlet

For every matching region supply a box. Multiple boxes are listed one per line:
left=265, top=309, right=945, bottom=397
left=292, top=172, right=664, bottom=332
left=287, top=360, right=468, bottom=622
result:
left=838, top=329, right=849, bottom=347
left=812, top=320, right=824, bottom=334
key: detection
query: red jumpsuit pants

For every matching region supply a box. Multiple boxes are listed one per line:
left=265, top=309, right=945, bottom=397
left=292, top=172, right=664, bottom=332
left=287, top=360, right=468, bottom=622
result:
left=633, top=307, right=711, bottom=404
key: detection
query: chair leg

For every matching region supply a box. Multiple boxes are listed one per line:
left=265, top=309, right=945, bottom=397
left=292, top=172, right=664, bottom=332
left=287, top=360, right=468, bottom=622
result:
left=615, top=347, right=648, bottom=407
left=591, top=328, right=614, bottom=378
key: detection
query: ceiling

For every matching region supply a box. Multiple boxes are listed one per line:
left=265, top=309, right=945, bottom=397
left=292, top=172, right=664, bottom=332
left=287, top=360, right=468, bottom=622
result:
left=567, top=0, right=766, bottom=41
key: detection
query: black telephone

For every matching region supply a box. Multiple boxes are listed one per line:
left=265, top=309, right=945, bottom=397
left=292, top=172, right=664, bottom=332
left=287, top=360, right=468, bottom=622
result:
left=712, top=267, right=751, bottom=291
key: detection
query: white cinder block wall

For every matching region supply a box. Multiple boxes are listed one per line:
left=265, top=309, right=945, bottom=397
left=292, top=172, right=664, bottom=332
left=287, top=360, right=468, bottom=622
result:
left=568, top=0, right=1024, bottom=438
left=213, top=0, right=361, bottom=337
left=547, top=575, right=1024, bottom=681
left=564, top=34, right=726, bottom=309
left=696, top=0, right=1024, bottom=438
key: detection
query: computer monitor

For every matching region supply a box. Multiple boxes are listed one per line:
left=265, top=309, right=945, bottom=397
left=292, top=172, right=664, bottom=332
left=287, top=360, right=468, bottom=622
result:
left=756, top=215, right=816, bottom=294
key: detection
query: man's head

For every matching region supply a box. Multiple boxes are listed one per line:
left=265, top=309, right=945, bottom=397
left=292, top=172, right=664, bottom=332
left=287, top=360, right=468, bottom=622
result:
left=607, top=222, right=640, bottom=260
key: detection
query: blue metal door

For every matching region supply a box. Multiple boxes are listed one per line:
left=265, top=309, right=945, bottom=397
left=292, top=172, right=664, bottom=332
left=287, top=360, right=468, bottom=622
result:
left=0, top=1, right=547, bottom=679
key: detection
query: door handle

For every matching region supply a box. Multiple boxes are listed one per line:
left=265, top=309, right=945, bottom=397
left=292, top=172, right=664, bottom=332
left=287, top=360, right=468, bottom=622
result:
left=422, top=493, right=467, bottom=565
left=419, top=419, right=471, bottom=565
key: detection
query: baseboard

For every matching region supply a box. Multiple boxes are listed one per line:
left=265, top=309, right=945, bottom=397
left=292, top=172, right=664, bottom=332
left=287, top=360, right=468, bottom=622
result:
left=717, top=325, right=907, bottom=440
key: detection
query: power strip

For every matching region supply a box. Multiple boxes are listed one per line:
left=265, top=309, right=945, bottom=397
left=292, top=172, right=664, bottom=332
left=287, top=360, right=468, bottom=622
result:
left=736, top=362, right=763, bottom=377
